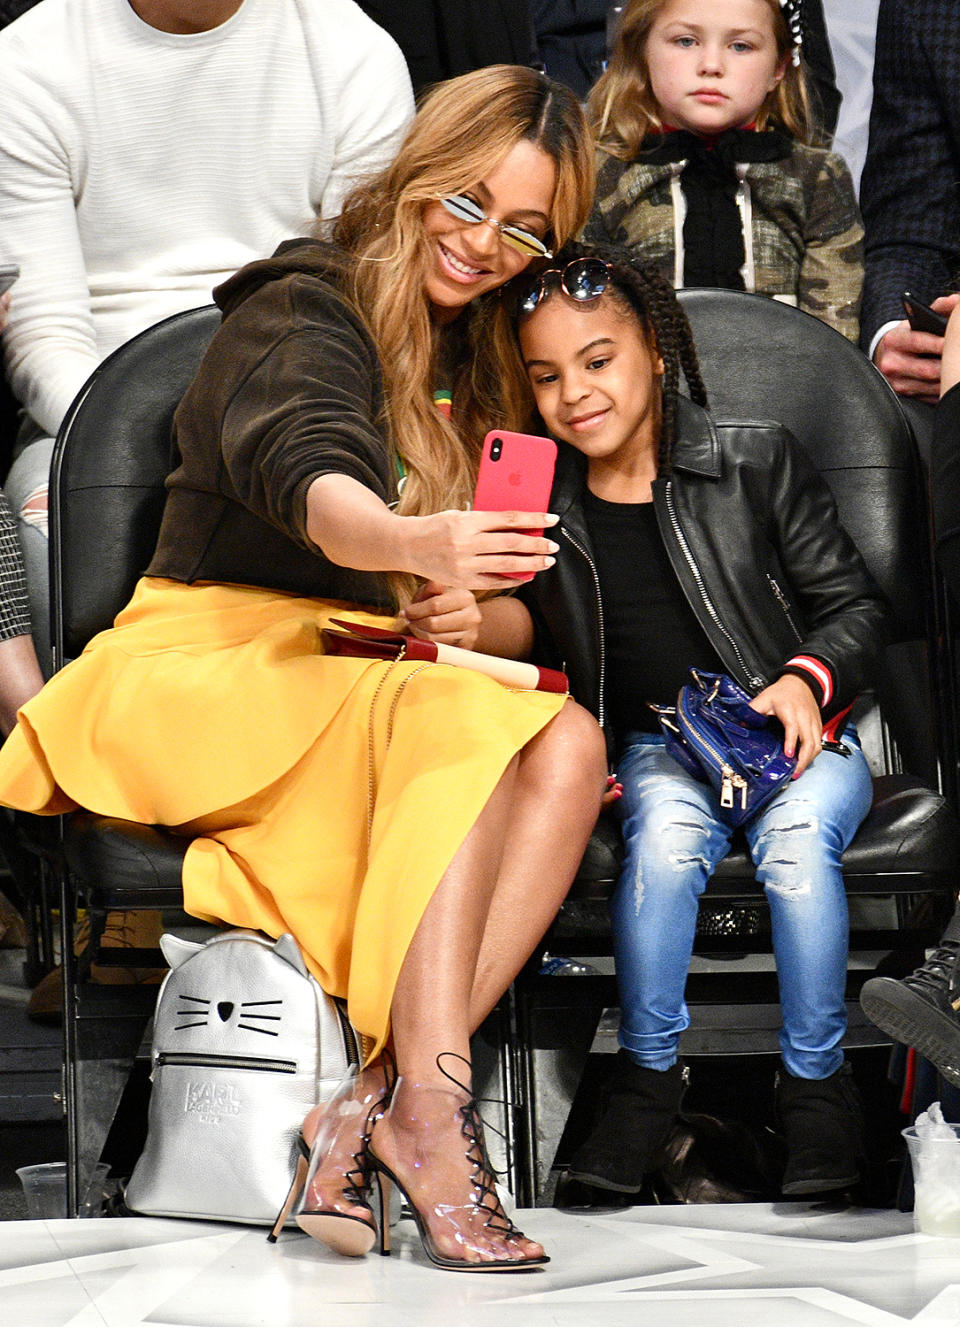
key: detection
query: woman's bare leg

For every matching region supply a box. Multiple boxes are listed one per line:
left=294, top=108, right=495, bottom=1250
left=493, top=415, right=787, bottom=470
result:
left=301, top=704, right=605, bottom=1263
left=370, top=702, right=606, bottom=1263
left=468, top=701, right=607, bottom=1029
left=298, top=767, right=514, bottom=1244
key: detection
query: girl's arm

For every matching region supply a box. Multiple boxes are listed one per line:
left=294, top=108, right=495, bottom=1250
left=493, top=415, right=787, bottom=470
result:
left=797, top=151, right=864, bottom=344
left=474, top=595, right=536, bottom=660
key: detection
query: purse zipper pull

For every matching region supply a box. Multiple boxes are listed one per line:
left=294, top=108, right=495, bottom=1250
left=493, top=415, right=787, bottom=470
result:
left=720, top=765, right=735, bottom=808
left=735, top=774, right=748, bottom=811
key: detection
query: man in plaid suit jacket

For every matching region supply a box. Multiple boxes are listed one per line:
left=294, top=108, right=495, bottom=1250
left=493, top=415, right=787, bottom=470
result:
left=860, top=0, right=960, bottom=399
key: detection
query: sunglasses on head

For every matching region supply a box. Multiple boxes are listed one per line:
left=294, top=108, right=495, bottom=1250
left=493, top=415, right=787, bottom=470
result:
left=517, top=257, right=612, bottom=317
left=439, top=195, right=553, bottom=258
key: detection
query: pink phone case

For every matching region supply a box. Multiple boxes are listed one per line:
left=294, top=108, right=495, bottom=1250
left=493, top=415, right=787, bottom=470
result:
left=474, top=430, right=557, bottom=580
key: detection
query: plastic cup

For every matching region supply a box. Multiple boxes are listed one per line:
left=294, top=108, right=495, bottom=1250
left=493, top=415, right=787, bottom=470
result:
left=903, top=1124, right=960, bottom=1236
left=15, top=1161, right=110, bottom=1219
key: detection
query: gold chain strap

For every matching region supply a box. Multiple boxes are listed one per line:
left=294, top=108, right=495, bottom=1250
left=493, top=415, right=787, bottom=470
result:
left=366, top=654, right=433, bottom=850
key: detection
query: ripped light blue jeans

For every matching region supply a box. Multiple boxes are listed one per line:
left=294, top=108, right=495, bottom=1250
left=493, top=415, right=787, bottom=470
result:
left=612, top=728, right=872, bottom=1080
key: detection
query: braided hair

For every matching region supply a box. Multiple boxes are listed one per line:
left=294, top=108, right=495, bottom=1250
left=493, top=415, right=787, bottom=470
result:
left=510, top=240, right=708, bottom=477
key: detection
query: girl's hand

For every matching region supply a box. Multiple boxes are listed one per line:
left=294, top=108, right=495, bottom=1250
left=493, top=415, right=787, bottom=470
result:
left=601, top=773, right=623, bottom=807
left=400, top=581, right=481, bottom=649
left=399, top=508, right=559, bottom=590
left=749, top=674, right=822, bottom=776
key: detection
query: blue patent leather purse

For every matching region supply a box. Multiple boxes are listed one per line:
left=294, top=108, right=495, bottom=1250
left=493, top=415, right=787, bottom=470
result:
left=653, top=669, right=797, bottom=826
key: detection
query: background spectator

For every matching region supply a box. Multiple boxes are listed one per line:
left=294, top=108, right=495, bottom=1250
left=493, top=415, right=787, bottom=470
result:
left=823, top=0, right=879, bottom=192
left=583, top=0, right=863, bottom=340
left=532, top=1, right=609, bottom=99
left=356, top=1, right=537, bottom=97
left=859, top=0, right=960, bottom=399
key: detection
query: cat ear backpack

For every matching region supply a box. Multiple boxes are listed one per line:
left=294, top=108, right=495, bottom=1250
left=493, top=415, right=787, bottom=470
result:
left=124, top=929, right=360, bottom=1226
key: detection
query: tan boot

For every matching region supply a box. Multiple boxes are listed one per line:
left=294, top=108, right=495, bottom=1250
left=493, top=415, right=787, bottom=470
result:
left=0, top=889, right=28, bottom=948
left=27, top=909, right=167, bottom=1025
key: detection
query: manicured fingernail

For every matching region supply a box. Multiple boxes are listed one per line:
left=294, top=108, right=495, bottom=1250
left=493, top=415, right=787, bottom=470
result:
left=547, top=541, right=559, bottom=553
left=544, top=556, right=555, bottom=567
left=606, top=774, right=616, bottom=786
left=544, top=514, right=560, bottom=526
left=612, top=788, right=622, bottom=799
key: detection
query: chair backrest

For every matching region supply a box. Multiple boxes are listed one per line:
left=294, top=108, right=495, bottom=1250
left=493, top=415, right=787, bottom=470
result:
left=676, top=290, right=946, bottom=788
left=677, top=289, right=924, bottom=642
left=49, top=305, right=221, bottom=665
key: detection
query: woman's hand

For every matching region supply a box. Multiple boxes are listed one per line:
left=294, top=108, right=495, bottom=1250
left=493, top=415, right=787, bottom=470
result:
left=749, top=674, right=822, bottom=776
left=400, top=581, right=481, bottom=649
left=398, top=508, right=559, bottom=590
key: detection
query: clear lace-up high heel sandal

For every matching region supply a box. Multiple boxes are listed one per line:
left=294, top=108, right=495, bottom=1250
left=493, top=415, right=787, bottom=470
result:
left=269, top=1062, right=391, bottom=1256
left=366, top=1053, right=549, bottom=1272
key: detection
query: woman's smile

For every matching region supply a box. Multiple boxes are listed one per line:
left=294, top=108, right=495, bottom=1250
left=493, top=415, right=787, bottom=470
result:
left=436, top=240, right=490, bottom=283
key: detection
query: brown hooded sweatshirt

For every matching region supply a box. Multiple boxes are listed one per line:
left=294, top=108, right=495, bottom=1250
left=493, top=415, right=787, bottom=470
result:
left=147, top=239, right=397, bottom=609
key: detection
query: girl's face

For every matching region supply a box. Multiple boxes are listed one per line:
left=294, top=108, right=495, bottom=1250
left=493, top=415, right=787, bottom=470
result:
left=421, top=140, right=557, bottom=323
left=644, top=0, right=787, bottom=137
left=519, top=292, right=664, bottom=479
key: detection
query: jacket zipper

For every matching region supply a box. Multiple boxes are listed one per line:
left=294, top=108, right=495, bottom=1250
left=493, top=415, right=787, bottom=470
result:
left=664, top=482, right=765, bottom=690
left=766, top=574, right=803, bottom=643
left=154, top=1052, right=297, bottom=1076
left=561, top=525, right=606, bottom=730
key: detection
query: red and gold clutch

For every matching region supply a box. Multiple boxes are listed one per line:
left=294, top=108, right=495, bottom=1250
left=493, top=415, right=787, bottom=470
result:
left=321, top=618, right=568, bottom=695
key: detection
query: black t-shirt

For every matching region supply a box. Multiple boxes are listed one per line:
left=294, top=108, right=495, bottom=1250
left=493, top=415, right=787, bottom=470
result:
left=583, top=488, right=725, bottom=736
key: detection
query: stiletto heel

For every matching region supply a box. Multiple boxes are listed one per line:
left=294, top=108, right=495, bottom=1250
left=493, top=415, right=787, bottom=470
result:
left=366, top=1054, right=549, bottom=1273
left=267, top=1136, right=309, bottom=1243
left=375, top=1171, right=392, bottom=1256
left=288, top=1062, right=392, bottom=1258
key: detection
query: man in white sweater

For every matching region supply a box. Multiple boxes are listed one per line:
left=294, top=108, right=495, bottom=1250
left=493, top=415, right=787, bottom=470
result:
left=0, top=0, right=414, bottom=662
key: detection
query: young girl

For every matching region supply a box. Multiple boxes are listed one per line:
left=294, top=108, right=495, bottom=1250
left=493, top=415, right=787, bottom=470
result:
left=583, top=0, right=864, bottom=340
left=477, top=240, right=888, bottom=1196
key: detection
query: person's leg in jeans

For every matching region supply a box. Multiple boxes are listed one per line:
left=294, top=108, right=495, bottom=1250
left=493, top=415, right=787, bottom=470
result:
left=5, top=428, right=54, bottom=676
left=566, top=734, right=733, bottom=1191
left=745, top=726, right=873, bottom=1193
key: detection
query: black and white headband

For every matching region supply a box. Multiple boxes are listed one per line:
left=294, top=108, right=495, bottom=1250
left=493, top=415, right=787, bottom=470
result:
left=780, top=0, right=803, bottom=66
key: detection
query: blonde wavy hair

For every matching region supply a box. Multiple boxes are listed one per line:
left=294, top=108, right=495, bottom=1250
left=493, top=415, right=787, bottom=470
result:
left=588, top=0, right=812, bottom=161
left=329, top=65, right=595, bottom=604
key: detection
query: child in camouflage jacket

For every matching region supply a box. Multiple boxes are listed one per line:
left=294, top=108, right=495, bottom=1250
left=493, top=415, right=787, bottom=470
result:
left=584, top=0, right=863, bottom=341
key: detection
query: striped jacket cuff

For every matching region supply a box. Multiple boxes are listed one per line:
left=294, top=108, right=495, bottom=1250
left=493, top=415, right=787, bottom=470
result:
left=783, top=655, right=834, bottom=708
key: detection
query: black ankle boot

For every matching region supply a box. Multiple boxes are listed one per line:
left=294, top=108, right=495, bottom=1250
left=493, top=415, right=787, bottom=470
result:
left=775, top=1062, right=864, bottom=1197
left=859, top=911, right=960, bottom=1088
left=565, top=1053, right=687, bottom=1193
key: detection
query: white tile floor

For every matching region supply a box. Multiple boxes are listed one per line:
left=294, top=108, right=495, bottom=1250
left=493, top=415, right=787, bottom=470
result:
left=4, top=1202, right=960, bottom=1327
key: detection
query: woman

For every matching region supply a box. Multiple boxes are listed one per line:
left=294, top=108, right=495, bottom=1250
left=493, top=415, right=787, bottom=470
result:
left=0, top=67, right=605, bottom=1269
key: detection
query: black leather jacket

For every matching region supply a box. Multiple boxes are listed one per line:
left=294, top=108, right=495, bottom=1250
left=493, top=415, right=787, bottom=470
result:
left=519, top=397, right=890, bottom=746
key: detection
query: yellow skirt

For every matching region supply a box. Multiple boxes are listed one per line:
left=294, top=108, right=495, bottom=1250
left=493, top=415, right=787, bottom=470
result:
left=0, top=578, right=566, bottom=1054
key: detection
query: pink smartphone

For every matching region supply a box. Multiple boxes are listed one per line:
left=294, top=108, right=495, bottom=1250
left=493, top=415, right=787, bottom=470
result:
left=473, top=429, right=557, bottom=581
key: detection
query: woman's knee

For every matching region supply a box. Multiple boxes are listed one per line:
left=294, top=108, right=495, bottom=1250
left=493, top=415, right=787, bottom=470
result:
left=520, top=700, right=606, bottom=801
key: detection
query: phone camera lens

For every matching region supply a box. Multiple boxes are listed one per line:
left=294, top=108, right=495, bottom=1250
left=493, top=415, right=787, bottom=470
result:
left=490, top=439, right=502, bottom=461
